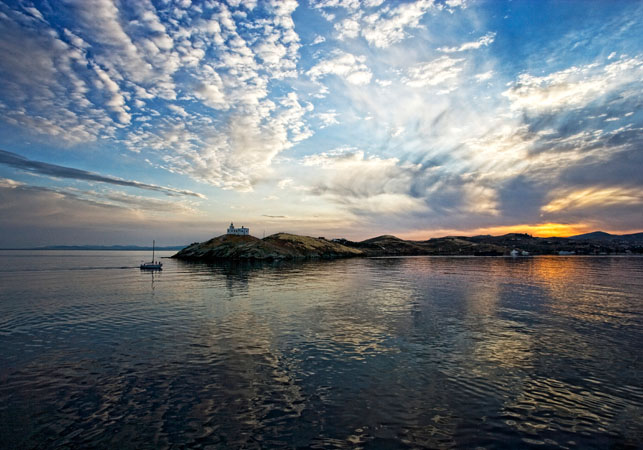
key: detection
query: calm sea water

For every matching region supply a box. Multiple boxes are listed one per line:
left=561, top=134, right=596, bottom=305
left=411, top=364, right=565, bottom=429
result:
left=0, top=251, right=642, bottom=449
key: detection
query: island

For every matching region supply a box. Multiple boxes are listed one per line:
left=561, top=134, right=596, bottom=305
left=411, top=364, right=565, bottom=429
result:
left=172, top=224, right=643, bottom=261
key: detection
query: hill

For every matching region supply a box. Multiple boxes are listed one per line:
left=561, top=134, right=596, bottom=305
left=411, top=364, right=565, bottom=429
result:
left=333, top=235, right=506, bottom=256
left=569, top=231, right=643, bottom=243
left=172, top=233, right=363, bottom=261
left=568, top=231, right=614, bottom=241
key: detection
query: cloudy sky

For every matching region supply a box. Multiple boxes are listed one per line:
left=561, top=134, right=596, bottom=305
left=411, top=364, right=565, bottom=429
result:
left=0, top=0, right=642, bottom=246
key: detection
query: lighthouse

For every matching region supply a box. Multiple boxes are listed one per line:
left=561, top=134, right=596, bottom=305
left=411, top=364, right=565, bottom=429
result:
left=227, top=222, right=249, bottom=236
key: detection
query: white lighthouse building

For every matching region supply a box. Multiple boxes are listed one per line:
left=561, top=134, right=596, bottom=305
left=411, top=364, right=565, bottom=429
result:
left=227, top=222, right=249, bottom=236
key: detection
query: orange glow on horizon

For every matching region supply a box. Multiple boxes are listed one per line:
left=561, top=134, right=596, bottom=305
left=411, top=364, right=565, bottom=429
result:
left=398, top=222, right=603, bottom=240
left=473, top=223, right=592, bottom=238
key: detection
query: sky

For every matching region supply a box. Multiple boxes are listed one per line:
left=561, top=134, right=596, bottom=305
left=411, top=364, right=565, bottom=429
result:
left=0, top=0, right=642, bottom=246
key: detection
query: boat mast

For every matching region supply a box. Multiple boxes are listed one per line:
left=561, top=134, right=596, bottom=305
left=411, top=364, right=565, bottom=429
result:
left=152, top=239, right=155, bottom=262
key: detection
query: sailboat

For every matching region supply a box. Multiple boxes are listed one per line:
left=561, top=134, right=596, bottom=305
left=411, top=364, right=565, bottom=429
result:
left=140, top=240, right=163, bottom=270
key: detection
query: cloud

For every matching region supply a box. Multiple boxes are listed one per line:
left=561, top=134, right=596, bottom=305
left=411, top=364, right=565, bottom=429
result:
left=278, top=178, right=294, bottom=189
left=503, top=56, right=643, bottom=113
left=194, top=74, right=228, bottom=110
left=0, top=177, right=23, bottom=188
left=335, top=18, right=360, bottom=39
left=316, top=110, right=339, bottom=128
left=111, top=0, right=308, bottom=191
left=475, top=70, right=494, bottom=82
left=360, top=0, right=436, bottom=48
left=0, top=180, right=211, bottom=247
left=160, top=92, right=313, bottom=191
left=0, top=0, right=309, bottom=193
left=403, top=56, right=464, bottom=87
left=0, top=149, right=204, bottom=198
left=302, top=148, right=428, bottom=215
left=66, top=0, right=179, bottom=97
left=311, top=0, right=361, bottom=11
left=438, top=32, right=495, bottom=53
left=317, top=0, right=465, bottom=48
left=542, top=186, right=643, bottom=213
left=0, top=11, right=115, bottom=143
left=307, top=51, right=372, bottom=85
left=92, top=63, right=131, bottom=124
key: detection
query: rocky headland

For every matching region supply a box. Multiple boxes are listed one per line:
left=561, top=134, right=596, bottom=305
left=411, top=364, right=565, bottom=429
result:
left=172, top=231, right=643, bottom=261
left=172, top=233, right=363, bottom=261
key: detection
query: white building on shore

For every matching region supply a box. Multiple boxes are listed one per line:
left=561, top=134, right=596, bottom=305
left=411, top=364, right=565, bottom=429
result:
left=227, top=222, right=249, bottom=236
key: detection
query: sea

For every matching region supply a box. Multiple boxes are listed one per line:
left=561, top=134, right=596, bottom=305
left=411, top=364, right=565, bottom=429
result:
left=0, top=251, right=642, bottom=449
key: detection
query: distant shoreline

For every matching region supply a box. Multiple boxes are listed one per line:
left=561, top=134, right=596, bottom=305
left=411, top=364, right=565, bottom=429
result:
left=0, top=246, right=187, bottom=251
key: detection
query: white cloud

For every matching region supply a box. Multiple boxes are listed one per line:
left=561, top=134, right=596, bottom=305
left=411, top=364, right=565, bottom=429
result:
left=278, top=178, right=294, bottom=189
left=167, top=104, right=189, bottom=117
left=0, top=14, right=117, bottom=143
left=68, top=0, right=178, bottom=94
left=92, top=64, right=131, bottom=124
left=24, top=7, right=45, bottom=21
left=360, top=0, right=436, bottom=48
left=404, top=56, right=464, bottom=87
left=112, top=0, right=308, bottom=191
left=475, top=70, right=494, bottom=82
left=391, top=126, right=405, bottom=137
left=438, top=32, right=495, bottom=53
left=335, top=18, right=360, bottom=39
left=194, top=78, right=228, bottom=110
left=503, top=56, right=643, bottom=113
left=307, top=51, right=372, bottom=85
left=311, top=0, right=361, bottom=10
left=319, top=0, right=465, bottom=48
left=316, top=110, right=339, bottom=128
left=159, top=92, right=312, bottom=191
left=302, top=148, right=428, bottom=214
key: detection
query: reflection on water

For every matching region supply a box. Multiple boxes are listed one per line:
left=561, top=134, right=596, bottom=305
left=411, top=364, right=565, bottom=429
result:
left=0, top=252, right=642, bottom=448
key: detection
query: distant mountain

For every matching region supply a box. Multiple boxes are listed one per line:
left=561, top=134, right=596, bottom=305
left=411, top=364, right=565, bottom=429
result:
left=569, top=231, right=643, bottom=243
left=339, top=234, right=506, bottom=256
left=568, top=231, right=615, bottom=240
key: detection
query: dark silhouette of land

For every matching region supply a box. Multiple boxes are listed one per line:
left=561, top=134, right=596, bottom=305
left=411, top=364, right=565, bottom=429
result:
left=173, top=231, right=643, bottom=261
